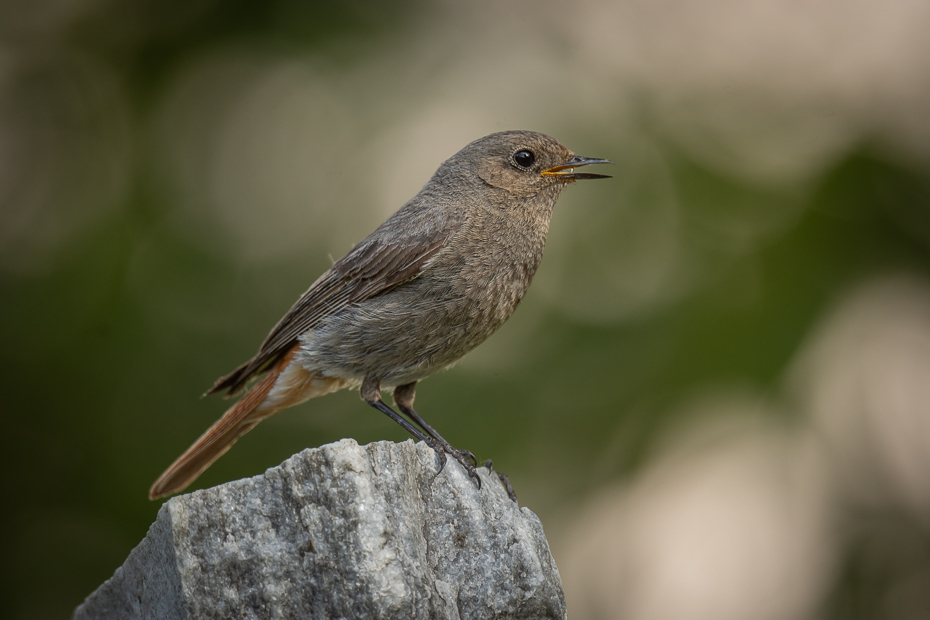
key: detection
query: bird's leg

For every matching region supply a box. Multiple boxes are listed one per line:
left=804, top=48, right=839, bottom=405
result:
left=395, top=384, right=478, bottom=468
left=360, top=377, right=447, bottom=472
left=394, top=382, right=480, bottom=487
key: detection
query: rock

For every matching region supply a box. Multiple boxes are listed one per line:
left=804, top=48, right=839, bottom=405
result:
left=73, top=439, right=567, bottom=619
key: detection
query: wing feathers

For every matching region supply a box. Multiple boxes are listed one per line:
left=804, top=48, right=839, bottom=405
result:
left=207, top=230, right=454, bottom=397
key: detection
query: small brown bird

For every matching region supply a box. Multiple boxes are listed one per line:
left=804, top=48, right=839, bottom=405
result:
left=150, top=130, right=611, bottom=500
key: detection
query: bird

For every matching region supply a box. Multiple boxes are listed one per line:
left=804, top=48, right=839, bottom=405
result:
left=149, top=130, right=611, bottom=500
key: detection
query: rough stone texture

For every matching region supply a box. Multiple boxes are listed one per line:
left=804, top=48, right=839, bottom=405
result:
left=73, top=439, right=566, bottom=619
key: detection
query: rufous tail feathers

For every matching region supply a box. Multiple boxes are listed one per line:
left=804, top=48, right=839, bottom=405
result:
left=149, top=347, right=351, bottom=500
left=148, top=364, right=283, bottom=500
left=150, top=347, right=308, bottom=499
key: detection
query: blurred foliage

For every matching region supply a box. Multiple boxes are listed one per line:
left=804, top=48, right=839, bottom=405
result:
left=2, top=1, right=930, bottom=618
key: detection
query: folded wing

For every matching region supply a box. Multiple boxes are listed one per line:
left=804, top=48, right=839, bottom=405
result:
left=207, top=225, right=457, bottom=397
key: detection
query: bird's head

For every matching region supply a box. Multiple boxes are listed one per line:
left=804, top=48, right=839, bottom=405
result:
left=447, top=130, right=612, bottom=198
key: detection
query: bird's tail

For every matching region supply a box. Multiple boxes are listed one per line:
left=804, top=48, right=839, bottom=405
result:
left=150, top=345, right=351, bottom=499
left=150, top=346, right=352, bottom=500
left=148, top=360, right=285, bottom=500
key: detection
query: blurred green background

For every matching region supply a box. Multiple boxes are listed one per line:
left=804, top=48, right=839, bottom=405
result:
left=3, top=1, right=930, bottom=618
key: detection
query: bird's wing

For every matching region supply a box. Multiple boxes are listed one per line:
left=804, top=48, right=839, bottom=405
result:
left=207, top=228, right=455, bottom=397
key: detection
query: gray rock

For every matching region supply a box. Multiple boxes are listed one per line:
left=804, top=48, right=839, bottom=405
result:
left=74, top=439, right=567, bottom=619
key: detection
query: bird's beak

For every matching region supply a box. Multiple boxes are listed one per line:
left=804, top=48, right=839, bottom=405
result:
left=542, top=155, right=613, bottom=180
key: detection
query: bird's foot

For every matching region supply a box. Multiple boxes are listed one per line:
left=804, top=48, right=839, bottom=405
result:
left=452, top=448, right=481, bottom=489
left=451, top=447, right=478, bottom=469
left=423, top=436, right=448, bottom=472
left=424, top=440, right=480, bottom=487
left=482, top=459, right=518, bottom=503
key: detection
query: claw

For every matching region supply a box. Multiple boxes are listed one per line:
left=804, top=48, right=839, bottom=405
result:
left=496, top=471, right=517, bottom=503
left=450, top=448, right=478, bottom=469
left=481, top=459, right=517, bottom=502
left=425, top=438, right=448, bottom=473
left=462, top=450, right=479, bottom=468
left=450, top=449, right=481, bottom=489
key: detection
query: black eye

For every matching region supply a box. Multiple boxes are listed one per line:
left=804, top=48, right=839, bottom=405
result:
left=513, top=149, right=535, bottom=169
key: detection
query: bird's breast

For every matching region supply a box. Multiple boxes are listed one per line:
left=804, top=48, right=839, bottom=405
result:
left=451, top=213, right=549, bottom=327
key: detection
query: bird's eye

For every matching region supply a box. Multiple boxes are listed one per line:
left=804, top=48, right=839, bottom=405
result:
left=513, top=149, right=536, bottom=169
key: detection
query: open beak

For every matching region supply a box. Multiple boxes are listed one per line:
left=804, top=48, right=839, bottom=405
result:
left=542, top=155, right=613, bottom=180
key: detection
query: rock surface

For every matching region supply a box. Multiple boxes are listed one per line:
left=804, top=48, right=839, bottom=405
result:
left=73, top=439, right=566, bottom=619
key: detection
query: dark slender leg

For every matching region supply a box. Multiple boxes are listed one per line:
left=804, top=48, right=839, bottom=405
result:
left=361, top=376, right=448, bottom=471
left=394, top=383, right=478, bottom=467
left=394, top=382, right=481, bottom=488
left=483, top=460, right=518, bottom=503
